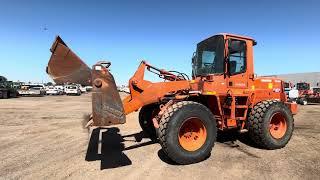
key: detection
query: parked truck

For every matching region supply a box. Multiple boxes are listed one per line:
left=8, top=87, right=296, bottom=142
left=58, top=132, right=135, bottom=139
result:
left=0, top=76, right=18, bottom=99
left=296, top=82, right=313, bottom=105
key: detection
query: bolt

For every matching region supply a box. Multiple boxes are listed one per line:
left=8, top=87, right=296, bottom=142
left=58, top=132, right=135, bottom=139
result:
left=94, top=79, right=102, bottom=88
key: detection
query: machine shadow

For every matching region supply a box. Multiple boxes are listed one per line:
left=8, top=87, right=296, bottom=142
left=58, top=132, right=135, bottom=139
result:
left=85, top=127, right=156, bottom=170
left=156, top=130, right=260, bottom=165
left=217, top=130, right=260, bottom=149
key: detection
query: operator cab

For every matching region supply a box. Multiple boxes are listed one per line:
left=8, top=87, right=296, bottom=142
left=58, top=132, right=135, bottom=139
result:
left=192, top=34, right=256, bottom=79
left=192, top=35, right=225, bottom=76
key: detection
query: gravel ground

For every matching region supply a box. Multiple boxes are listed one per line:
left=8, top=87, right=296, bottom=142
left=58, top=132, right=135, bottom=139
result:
left=0, top=93, right=319, bottom=180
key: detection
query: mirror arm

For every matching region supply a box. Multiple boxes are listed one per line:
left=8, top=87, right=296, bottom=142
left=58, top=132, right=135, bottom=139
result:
left=249, top=73, right=257, bottom=80
left=191, top=52, right=196, bottom=79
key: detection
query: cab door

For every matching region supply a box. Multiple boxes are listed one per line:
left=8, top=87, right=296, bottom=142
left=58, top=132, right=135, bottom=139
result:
left=227, top=39, right=248, bottom=91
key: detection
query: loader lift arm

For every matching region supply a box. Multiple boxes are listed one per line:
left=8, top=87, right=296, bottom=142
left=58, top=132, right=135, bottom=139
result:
left=123, top=61, right=191, bottom=114
left=91, top=61, right=191, bottom=126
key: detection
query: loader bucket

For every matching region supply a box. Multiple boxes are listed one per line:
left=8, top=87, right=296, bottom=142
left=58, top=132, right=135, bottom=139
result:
left=46, top=36, right=125, bottom=126
left=91, top=61, right=126, bottom=126
left=47, top=36, right=92, bottom=85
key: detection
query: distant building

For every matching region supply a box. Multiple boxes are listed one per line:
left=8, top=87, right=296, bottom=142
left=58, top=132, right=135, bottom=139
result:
left=275, top=72, right=320, bottom=87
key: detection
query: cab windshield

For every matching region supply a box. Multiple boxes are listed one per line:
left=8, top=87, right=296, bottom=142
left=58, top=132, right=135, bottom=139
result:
left=193, top=35, right=224, bottom=76
left=297, top=83, right=310, bottom=90
left=68, top=86, right=77, bottom=89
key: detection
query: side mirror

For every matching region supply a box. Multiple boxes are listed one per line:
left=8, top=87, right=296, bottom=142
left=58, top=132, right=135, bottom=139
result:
left=192, top=52, right=196, bottom=65
left=249, top=73, right=257, bottom=79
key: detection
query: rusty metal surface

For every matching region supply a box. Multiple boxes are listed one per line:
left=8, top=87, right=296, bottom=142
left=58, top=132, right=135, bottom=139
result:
left=47, top=36, right=91, bottom=85
left=91, top=62, right=126, bottom=126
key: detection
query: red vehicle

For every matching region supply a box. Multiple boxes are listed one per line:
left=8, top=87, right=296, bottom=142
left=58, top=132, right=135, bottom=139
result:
left=306, top=86, right=320, bottom=104
left=296, top=82, right=311, bottom=105
left=296, top=82, right=312, bottom=95
left=296, top=82, right=320, bottom=105
left=284, top=82, right=294, bottom=90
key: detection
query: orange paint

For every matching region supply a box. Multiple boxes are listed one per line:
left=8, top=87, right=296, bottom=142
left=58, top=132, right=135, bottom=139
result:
left=178, top=117, right=207, bottom=151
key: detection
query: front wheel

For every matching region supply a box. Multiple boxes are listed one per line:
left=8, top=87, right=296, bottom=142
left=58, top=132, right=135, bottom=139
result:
left=248, top=100, right=294, bottom=149
left=158, top=101, right=217, bottom=164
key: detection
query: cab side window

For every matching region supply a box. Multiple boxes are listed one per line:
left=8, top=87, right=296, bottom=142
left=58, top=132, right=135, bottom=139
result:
left=228, top=40, right=246, bottom=74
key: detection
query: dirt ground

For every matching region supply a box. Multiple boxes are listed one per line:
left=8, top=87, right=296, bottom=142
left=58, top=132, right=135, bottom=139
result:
left=0, top=93, right=319, bottom=180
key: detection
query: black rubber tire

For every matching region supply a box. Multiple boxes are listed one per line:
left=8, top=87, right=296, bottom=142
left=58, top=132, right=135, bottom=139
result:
left=157, top=101, right=217, bottom=164
left=10, top=92, right=17, bottom=98
left=300, top=98, right=308, bottom=105
left=139, top=104, right=159, bottom=140
left=247, top=100, right=294, bottom=149
left=297, top=98, right=307, bottom=105
left=2, top=91, right=8, bottom=99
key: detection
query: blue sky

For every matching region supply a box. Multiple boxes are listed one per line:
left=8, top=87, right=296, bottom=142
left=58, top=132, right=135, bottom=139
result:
left=0, top=0, right=319, bottom=85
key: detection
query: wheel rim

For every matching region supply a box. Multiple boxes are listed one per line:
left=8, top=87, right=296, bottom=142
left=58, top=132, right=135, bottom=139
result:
left=269, top=112, right=287, bottom=139
left=178, top=117, right=207, bottom=151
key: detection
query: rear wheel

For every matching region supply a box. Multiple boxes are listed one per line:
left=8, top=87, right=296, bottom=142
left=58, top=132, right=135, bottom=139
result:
left=138, top=104, right=160, bottom=140
left=248, top=100, right=294, bottom=149
left=301, top=99, right=308, bottom=105
left=10, top=91, right=17, bottom=98
left=297, top=98, right=308, bottom=105
left=2, top=91, right=8, bottom=99
left=158, top=101, right=216, bottom=164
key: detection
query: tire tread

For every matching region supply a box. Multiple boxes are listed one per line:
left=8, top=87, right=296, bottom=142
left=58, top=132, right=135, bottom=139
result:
left=158, top=101, right=216, bottom=163
left=248, top=100, right=294, bottom=149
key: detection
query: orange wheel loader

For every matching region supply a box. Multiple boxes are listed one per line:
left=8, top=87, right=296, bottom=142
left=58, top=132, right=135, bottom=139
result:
left=47, top=33, right=297, bottom=164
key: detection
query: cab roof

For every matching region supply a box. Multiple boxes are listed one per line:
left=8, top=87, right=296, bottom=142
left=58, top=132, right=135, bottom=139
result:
left=198, top=33, right=257, bottom=46
left=218, top=33, right=255, bottom=41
